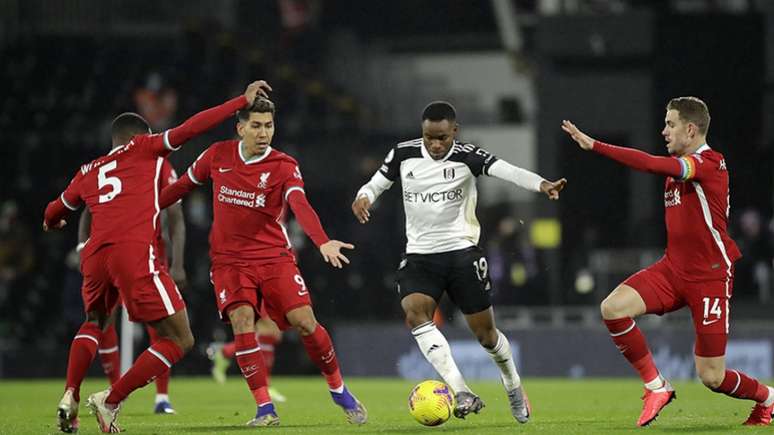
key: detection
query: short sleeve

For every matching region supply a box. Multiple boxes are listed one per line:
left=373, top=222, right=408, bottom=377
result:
left=61, top=170, right=84, bottom=210
left=132, top=132, right=177, bottom=158
left=378, top=146, right=401, bottom=181
left=466, top=145, right=499, bottom=177
left=677, top=153, right=717, bottom=182
left=283, top=161, right=306, bottom=201
left=187, top=147, right=214, bottom=185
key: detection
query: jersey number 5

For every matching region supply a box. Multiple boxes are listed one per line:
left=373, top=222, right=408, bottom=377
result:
left=98, top=161, right=123, bottom=203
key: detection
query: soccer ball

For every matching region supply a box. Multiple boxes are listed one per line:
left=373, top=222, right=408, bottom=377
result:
left=408, top=380, right=455, bottom=426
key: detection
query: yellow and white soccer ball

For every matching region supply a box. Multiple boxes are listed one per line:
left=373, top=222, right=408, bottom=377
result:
left=408, top=380, right=456, bottom=426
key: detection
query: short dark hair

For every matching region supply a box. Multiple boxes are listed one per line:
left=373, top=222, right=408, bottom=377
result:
left=111, top=112, right=150, bottom=143
left=422, top=101, right=456, bottom=122
left=667, top=96, right=710, bottom=135
left=237, top=98, right=276, bottom=122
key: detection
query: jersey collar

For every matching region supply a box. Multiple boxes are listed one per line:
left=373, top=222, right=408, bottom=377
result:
left=420, top=140, right=456, bottom=162
left=108, top=145, right=124, bottom=155
left=694, top=143, right=710, bottom=154
left=239, top=141, right=273, bottom=164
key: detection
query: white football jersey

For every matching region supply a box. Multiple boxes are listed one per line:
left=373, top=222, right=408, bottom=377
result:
left=359, top=138, right=499, bottom=254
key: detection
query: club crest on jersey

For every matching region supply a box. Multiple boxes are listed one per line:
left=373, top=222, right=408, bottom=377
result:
left=219, top=289, right=227, bottom=304
left=255, top=193, right=266, bottom=208
left=443, top=168, right=456, bottom=180
left=664, top=188, right=681, bottom=208
left=258, top=172, right=271, bottom=189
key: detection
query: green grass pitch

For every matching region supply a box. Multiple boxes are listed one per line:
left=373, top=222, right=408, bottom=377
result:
left=0, top=377, right=770, bottom=434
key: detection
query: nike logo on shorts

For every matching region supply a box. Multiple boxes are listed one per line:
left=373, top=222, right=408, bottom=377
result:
left=218, top=167, right=232, bottom=173
left=702, top=318, right=720, bottom=326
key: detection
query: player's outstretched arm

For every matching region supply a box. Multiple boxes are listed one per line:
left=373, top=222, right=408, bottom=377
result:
left=286, top=189, right=354, bottom=268
left=539, top=178, right=567, bottom=200
left=43, top=200, right=69, bottom=231
left=487, top=159, right=566, bottom=200
left=352, top=169, right=394, bottom=224
left=561, top=120, right=683, bottom=177
left=319, top=240, right=355, bottom=269
left=561, top=120, right=596, bottom=150
left=159, top=174, right=199, bottom=209
left=44, top=173, right=83, bottom=231
left=165, top=80, right=272, bottom=148
left=351, top=196, right=372, bottom=224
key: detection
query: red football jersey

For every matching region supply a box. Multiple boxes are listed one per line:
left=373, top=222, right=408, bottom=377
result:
left=187, top=140, right=305, bottom=265
left=662, top=145, right=741, bottom=283
left=60, top=133, right=178, bottom=259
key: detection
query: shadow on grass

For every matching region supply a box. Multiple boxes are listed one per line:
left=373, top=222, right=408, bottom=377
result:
left=648, top=425, right=741, bottom=433
left=381, top=423, right=518, bottom=433
left=179, top=423, right=339, bottom=432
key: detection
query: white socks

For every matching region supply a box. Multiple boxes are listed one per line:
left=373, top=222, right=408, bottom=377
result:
left=329, top=385, right=345, bottom=394
left=412, top=322, right=469, bottom=394
left=485, top=330, right=521, bottom=391
left=155, top=394, right=169, bottom=404
left=644, top=375, right=666, bottom=391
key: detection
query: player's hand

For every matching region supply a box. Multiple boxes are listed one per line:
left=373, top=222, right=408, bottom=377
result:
left=320, top=240, right=355, bottom=269
left=42, top=219, right=67, bottom=231
left=540, top=178, right=567, bottom=200
left=170, top=265, right=188, bottom=290
left=561, top=120, right=596, bottom=151
left=351, top=196, right=372, bottom=224
left=244, top=80, right=273, bottom=105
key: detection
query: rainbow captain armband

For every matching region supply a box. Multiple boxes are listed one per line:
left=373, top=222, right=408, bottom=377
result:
left=677, top=156, right=697, bottom=180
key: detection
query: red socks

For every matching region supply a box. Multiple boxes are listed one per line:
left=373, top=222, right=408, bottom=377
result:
left=234, top=332, right=270, bottom=405
left=258, top=334, right=277, bottom=380
left=106, top=338, right=184, bottom=405
left=300, top=324, right=343, bottom=390
left=65, top=322, right=102, bottom=402
left=98, top=324, right=121, bottom=385
left=146, top=325, right=170, bottom=394
left=604, top=318, right=660, bottom=384
left=713, top=369, right=770, bottom=402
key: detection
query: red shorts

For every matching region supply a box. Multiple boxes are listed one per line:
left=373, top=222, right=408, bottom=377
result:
left=624, top=258, right=732, bottom=357
left=210, top=260, right=311, bottom=330
left=81, top=242, right=185, bottom=323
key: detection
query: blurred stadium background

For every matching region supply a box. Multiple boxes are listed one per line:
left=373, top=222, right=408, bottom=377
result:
left=0, top=0, right=773, bottom=385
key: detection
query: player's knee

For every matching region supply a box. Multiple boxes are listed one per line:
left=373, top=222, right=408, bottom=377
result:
left=600, top=295, right=625, bottom=319
left=698, top=368, right=724, bottom=389
left=402, top=303, right=433, bottom=328
left=404, top=310, right=432, bottom=329
left=293, top=317, right=318, bottom=336
left=227, top=305, right=255, bottom=332
left=475, top=329, right=498, bottom=349
left=177, top=331, right=195, bottom=353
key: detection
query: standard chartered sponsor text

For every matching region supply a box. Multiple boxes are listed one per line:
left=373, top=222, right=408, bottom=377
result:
left=219, top=185, right=263, bottom=208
